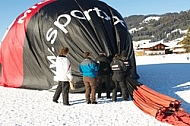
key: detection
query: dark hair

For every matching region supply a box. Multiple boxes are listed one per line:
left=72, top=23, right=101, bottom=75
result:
left=59, top=47, right=69, bottom=56
left=83, top=52, right=90, bottom=58
left=121, top=50, right=127, bottom=57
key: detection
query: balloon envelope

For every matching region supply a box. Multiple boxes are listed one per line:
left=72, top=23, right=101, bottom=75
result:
left=0, top=0, right=139, bottom=91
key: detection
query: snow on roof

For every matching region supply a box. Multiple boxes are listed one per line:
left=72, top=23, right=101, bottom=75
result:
left=135, top=37, right=185, bottom=49
left=138, top=40, right=167, bottom=48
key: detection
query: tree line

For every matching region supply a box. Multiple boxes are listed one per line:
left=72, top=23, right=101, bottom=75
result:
left=124, top=10, right=190, bottom=42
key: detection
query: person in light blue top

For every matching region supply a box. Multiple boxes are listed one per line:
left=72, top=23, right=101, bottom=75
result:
left=79, top=52, right=99, bottom=104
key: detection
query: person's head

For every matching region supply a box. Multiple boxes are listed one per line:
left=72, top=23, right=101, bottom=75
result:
left=83, top=52, right=90, bottom=58
left=59, top=47, right=69, bottom=56
left=114, top=53, right=121, bottom=60
left=121, top=50, right=127, bottom=57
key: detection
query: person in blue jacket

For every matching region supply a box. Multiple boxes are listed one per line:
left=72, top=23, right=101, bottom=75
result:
left=79, top=52, right=99, bottom=104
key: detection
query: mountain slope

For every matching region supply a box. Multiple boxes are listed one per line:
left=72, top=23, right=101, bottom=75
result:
left=124, top=10, right=190, bottom=42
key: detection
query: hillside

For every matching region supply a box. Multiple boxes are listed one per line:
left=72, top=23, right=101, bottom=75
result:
left=124, top=10, right=190, bottom=42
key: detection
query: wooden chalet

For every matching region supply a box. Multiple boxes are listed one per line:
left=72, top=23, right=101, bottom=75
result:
left=136, top=42, right=169, bottom=55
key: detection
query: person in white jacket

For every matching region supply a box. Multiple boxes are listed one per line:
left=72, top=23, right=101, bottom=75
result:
left=53, top=47, right=73, bottom=106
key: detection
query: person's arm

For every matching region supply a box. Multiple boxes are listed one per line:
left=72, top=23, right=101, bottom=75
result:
left=110, top=62, right=113, bottom=75
left=93, top=61, right=99, bottom=72
left=65, top=59, right=73, bottom=82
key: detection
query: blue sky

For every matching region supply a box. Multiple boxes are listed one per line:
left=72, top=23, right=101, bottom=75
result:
left=1, top=0, right=190, bottom=40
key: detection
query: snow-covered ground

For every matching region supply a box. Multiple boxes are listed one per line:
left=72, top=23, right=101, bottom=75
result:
left=0, top=54, right=190, bottom=126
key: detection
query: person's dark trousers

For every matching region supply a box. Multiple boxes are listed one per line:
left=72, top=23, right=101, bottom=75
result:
left=112, top=80, right=127, bottom=102
left=53, top=81, right=70, bottom=105
left=120, top=81, right=127, bottom=100
left=119, top=77, right=129, bottom=99
left=97, top=75, right=111, bottom=98
left=119, top=73, right=129, bottom=99
left=125, top=79, right=130, bottom=99
left=112, top=81, right=117, bottom=102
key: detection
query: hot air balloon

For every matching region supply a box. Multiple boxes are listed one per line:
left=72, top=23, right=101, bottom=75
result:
left=0, top=0, right=139, bottom=91
left=1, top=0, right=190, bottom=125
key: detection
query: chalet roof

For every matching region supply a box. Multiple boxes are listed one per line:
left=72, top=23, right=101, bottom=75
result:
left=138, top=41, right=168, bottom=49
left=136, top=37, right=184, bottom=50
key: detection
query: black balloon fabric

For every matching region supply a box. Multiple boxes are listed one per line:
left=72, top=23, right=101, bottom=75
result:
left=0, top=0, right=139, bottom=91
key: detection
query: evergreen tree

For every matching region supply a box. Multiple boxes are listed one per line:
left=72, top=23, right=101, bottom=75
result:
left=182, top=27, right=190, bottom=53
left=182, top=27, right=190, bottom=59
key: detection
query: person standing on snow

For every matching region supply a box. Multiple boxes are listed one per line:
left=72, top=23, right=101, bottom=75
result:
left=119, top=50, right=131, bottom=99
left=79, top=52, right=99, bottom=104
left=95, top=51, right=112, bottom=99
left=110, top=53, right=127, bottom=102
left=53, top=47, right=73, bottom=106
